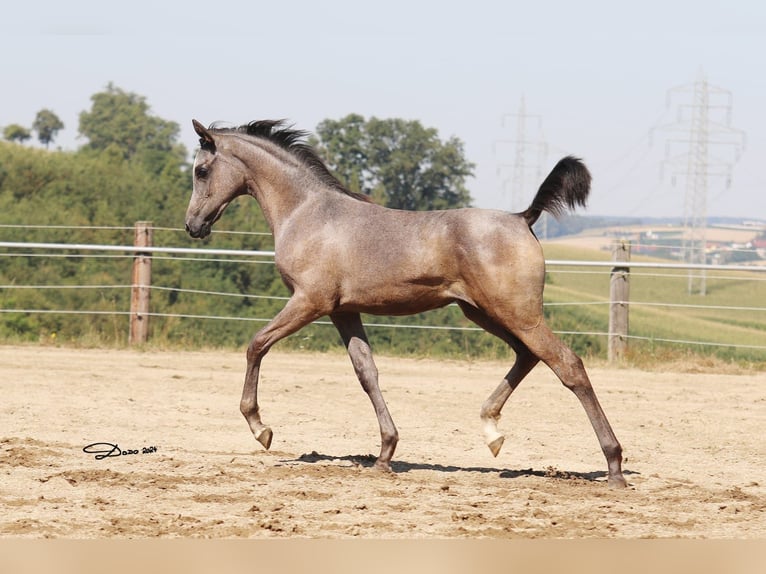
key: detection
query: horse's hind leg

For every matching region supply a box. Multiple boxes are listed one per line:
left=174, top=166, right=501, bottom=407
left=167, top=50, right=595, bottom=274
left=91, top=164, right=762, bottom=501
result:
left=514, top=322, right=627, bottom=488
left=331, top=312, right=398, bottom=471
left=481, top=349, right=539, bottom=457
left=458, top=302, right=539, bottom=457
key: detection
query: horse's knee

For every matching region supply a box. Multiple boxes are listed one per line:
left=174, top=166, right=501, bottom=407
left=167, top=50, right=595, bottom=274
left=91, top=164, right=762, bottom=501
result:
left=246, top=336, right=268, bottom=365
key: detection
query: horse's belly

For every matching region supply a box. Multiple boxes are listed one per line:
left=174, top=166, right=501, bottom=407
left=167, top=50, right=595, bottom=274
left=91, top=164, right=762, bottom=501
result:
left=336, top=280, right=458, bottom=316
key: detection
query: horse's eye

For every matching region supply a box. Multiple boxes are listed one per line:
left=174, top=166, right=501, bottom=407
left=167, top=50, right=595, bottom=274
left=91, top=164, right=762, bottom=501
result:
left=195, top=166, right=209, bottom=179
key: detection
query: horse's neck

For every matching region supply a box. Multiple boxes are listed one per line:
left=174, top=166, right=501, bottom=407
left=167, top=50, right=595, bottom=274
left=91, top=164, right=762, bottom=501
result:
left=240, top=144, right=312, bottom=237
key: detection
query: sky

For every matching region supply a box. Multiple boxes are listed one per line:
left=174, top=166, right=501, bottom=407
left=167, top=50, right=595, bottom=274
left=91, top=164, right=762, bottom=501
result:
left=3, top=0, right=765, bottom=220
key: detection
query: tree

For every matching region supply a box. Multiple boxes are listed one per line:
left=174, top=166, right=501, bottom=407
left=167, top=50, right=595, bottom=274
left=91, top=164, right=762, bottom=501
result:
left=313, top=115, right=474, bottom=210
left=310, top=113, right=368, bottom=194
left=78, top=83, right=187, bottom=175
left=33, top=109, right=65, bottom=148
left=3, top=124, right=31, bottom=144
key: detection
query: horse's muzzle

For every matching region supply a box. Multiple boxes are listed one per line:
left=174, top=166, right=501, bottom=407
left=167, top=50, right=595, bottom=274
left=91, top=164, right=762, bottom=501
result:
left=185, top=220, right=212, bottom=239
left=185, top=200, right=230, bottom=239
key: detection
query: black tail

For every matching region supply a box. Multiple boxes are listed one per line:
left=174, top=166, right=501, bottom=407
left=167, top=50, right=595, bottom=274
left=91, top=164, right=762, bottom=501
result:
left=521, top=156, right=591, bottom=227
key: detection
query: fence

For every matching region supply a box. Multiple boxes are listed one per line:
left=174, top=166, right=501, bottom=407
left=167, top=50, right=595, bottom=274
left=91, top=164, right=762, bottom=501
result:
left=1, top=222, right=765, bottom=362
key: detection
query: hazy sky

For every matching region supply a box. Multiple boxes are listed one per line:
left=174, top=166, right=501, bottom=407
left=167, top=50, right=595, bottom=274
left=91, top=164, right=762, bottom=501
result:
left=3, top=1, right=764, bottom=219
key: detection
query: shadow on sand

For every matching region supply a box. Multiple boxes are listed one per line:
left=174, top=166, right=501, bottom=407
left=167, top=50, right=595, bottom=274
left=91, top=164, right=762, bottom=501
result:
left=292, top=451, right=638, bottom=483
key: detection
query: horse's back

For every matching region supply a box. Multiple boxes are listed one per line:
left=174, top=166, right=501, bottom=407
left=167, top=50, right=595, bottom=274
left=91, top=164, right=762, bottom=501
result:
left=344, top=204, right=546, bottom=314
left=278, top=199, right=546, bottom=318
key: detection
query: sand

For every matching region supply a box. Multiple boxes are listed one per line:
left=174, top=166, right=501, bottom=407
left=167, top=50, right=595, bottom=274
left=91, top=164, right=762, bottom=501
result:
left=1, top=345, right=764, bottom=538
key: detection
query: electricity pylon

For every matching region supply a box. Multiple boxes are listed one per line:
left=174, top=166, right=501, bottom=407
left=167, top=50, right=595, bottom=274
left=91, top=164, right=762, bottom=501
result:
left=655, top=72, right=745, bottom=295
left=494, top=96, right=549, bottom=233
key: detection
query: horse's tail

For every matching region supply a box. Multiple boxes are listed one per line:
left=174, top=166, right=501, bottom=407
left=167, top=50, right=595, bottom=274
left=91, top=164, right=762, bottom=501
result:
left=521, top=156, right=591, bottom=227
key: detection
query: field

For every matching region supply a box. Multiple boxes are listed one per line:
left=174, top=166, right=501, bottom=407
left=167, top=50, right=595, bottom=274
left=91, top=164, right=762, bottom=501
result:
left=1, top=345, right=764, bottom=538
left=539, top=241, right=766, bottom=364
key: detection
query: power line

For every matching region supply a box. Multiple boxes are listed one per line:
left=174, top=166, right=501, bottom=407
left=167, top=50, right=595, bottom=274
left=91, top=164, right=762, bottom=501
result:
left=0, top=223, right=272, bottom=237
left=653, top=71, right=746, bottom=295
left=494, top=96, right=549, bottom=226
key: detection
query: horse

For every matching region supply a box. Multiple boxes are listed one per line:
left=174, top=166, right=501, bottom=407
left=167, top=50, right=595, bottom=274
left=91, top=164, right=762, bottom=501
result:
left=185, top=119, right=627, bottom=488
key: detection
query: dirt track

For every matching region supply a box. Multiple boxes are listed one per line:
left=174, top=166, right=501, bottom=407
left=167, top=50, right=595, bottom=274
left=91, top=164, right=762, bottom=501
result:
left=1, top=345, right=764, bottom=538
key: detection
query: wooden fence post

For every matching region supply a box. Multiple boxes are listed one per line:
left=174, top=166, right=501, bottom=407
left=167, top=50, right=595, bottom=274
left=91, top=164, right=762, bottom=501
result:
left=608, top=240, right=630, bottom=363
left=129, top=221, right=153, bottom=345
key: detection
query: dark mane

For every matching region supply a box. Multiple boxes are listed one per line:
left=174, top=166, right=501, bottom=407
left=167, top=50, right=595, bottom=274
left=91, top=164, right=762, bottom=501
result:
left=210, top=120, right=371, bottom=203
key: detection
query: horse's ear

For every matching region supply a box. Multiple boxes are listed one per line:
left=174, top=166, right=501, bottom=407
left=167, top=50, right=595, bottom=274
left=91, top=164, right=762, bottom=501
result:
left=192, top=119, right=215, bottom=151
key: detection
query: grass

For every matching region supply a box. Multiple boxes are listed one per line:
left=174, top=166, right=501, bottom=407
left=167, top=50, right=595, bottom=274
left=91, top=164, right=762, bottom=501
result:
left=541, top=242, right=766, bottom=366
left=2, top=240, right=763, bottom=370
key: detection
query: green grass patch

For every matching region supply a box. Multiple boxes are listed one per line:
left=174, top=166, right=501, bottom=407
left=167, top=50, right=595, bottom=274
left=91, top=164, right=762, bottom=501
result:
left=541, top=242, right=766, bottom=366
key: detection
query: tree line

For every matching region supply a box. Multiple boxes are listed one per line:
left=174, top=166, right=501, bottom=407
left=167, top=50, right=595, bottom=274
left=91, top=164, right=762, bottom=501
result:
left=2, top=84, right=535, bottom=356
left=3, top=109, right=65, bottom=148
left=1, top=84, right=606, bottom=357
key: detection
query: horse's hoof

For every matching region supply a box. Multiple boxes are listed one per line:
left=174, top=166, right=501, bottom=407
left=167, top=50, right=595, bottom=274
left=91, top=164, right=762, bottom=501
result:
left=255, top=427, right=273, bottom=450
left=608, top=474, right=628, bottom=489
left=487, top=435, right=505, bottom=457
left=372, top=460, right=393, bottom=473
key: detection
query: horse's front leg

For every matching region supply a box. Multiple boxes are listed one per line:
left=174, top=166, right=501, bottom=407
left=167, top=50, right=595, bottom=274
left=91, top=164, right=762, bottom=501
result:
left=241, top=295, right=320, bottom=450
left=331, top=312, right=398, bottom=471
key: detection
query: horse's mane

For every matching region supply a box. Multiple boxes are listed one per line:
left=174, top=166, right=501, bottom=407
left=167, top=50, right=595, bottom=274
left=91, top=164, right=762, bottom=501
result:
left=209, top=120, right=371, bottom=203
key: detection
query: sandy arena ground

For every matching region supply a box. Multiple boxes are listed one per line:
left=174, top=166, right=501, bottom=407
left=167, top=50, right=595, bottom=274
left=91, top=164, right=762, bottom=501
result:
left=1, top=345, right=764, bottom=538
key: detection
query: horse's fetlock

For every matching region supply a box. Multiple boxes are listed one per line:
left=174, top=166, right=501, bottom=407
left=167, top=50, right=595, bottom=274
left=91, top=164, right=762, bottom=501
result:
left=240, top=398, right=257, bottom=417
left=382, top=429, right=399, bottom=446
left=603, top=441, right=623, bottom=462
left=479, top=400, right=501, bottom=422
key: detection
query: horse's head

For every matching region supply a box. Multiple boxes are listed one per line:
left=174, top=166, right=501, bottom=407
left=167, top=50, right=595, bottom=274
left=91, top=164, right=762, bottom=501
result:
left=185, top=119, right=249, bottom=239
